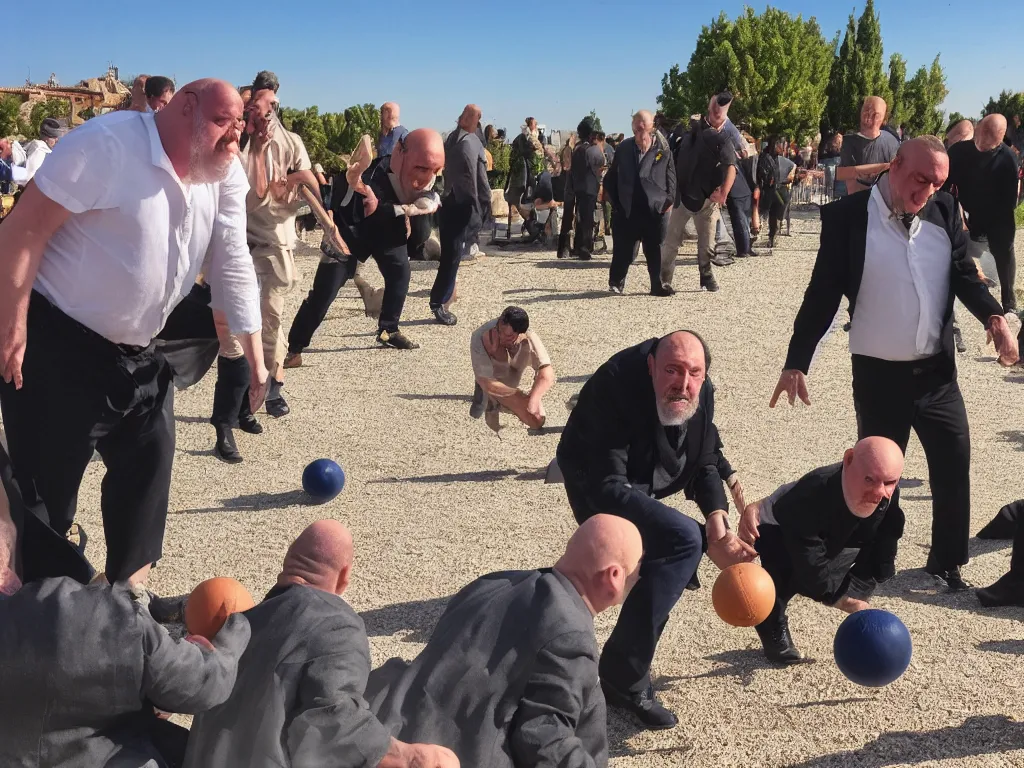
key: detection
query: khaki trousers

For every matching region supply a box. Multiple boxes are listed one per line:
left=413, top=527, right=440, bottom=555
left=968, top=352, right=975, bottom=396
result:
left=660, top=199, right=720, bottom=287
left=218, top=245, right=298, bottom=381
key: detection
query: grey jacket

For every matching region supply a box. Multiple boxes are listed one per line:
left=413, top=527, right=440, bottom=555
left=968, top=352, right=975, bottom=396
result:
left=443, top=128, right=492, bottom=219
left=0, top=578, right=250, bottom=768
left=570, top=142, right=606, bottom=198
left=184, top=584, right=392, bottom=768
left=367, top=569, right=607, bottom=768
left=604, top=132, right=676, bottom=218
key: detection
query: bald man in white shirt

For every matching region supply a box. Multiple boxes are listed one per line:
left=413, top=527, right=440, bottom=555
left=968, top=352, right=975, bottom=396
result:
left=0, top=79, right=265, bottom=587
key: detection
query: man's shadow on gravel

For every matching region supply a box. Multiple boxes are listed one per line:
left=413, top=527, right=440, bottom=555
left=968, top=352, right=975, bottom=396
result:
left=361, top=596, right=451, bottom=643
left=787, top=714, right=1024, bottom=767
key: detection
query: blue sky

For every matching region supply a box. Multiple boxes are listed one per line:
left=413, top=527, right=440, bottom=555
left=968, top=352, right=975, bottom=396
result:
left=4, top=0, right=1017, bottom=135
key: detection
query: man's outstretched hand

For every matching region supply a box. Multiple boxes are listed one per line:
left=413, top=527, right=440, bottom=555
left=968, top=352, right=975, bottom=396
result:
left=987, top=314, right=1020, bottom=367
left=769, top=369, right=810, bottom=408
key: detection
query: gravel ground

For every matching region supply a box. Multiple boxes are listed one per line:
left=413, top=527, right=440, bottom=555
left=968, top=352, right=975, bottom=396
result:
left=71, top=208, right=1023, bottom=767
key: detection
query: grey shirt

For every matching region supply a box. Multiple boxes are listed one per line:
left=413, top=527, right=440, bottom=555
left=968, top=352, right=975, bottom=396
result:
left=776, top=156, right=796, bottom=185
left=368, top=569, right=607, bottom=768
left=571, top=142, right=606, bottom=197
left=185, top=584, right=392, bottom=768
left=0, top=578, right=250, bottom=768
left=840, top=131, right=900, bottom=186
left=443, top=128, right=491, bottom=218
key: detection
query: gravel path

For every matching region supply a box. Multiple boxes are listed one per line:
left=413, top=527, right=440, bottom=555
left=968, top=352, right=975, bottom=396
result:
left=73, top=207, right=1023, bottom=767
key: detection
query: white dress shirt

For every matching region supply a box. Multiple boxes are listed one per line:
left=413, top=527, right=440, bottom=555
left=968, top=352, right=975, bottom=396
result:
left=32, top=111, right=261, bottom=346
left=12, top=139, right=50, bottom=186
left=849, top=185, right=952, bottom=361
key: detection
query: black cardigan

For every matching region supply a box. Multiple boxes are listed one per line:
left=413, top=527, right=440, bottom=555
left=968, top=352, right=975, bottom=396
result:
left=784, top=188, right=1003, bottom=373
left=557, top=339, right=729, bottom=517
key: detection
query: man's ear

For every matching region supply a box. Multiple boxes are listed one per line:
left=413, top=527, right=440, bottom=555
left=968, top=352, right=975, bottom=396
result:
left=647, top=352, right=656, bottom=378
left=335, top=564, right=351, bottom=596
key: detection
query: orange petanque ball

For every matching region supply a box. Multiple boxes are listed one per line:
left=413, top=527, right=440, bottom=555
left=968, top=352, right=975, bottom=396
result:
left=184, top=577, right=255, bottom=639
left=711, top=562, right=777, bottom=627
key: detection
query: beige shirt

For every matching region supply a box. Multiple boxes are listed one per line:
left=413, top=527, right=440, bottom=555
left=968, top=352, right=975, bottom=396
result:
left=240, top=118, right=311, bottom=250
left=470, top=319, right=551, bottom=389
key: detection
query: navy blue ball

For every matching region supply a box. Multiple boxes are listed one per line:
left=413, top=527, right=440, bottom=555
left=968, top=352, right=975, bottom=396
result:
left=302, top=459, right=346, bottom=501
left=833, top=609, right=912, bottom=687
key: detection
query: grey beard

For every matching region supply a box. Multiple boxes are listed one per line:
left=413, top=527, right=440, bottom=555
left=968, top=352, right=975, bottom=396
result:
left=656, top=398, right=697, bottom=426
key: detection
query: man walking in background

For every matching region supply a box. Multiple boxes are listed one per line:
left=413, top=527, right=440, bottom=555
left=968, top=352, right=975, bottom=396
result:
left=431, top=105, right=490, bottom=326
left=838, top=97, right=900, bottom=195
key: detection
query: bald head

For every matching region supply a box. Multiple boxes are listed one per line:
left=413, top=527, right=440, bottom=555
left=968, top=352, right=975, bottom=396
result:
left=458, top=104, right=482, bottom=134
left=860, top=96, right=888, bottom=137
left=390, top=127, right=445, bottom=203
left=381, top=102, right=400, bottom=132
left=975, top=114, right=1007, bottom=152
left=155, top=78, right=243, bottom=184
left=945, top=119, right=974, bottom=148
left=279, top=520, right=354, bottom=595
left=555, top=514, right=643, bottom=615
left=842, top=437, right=904, bottom=517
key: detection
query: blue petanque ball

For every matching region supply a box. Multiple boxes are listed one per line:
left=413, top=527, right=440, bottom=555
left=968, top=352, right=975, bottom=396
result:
left=302, top=459, right=345, bottom=501
left=833, top=609, right=912, bottom=687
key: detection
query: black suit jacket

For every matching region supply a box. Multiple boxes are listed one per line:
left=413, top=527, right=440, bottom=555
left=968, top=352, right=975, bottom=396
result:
left=784, top=188, right=1003, bottom=373
left=604, top=133, right=676, bottom=218
left=557, top=339, right=729, bottom=516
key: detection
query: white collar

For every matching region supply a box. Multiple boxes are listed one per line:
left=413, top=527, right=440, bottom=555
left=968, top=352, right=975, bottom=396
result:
left=142, top=112, right=188, bottom=193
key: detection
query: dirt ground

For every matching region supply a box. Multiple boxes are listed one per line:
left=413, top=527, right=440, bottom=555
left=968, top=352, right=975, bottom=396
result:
left=72, top=208, right=1024, bottom=767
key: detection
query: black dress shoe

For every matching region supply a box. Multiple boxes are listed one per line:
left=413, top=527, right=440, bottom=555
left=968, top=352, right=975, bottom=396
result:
left=601, top=682, right=678, bottom=730
left=557, top=234, right=571, bottom=259
left=700, top=272, right=720, bottom=293
left=377, top=329, right=420, bottom=350
left=576, top=252, right=592, bottom=261
left=238, top=414, right=263, bottom=435
left=755, top=614, right=806, bottom=665
left=265, top=395, right=290, bottom=419
left=685, top=570, right=701, bottom=590
left=926, top=564, right=971, bottom=591
left=976, top=572, right=1024, bottom=607
left=214, top=425, right=243, bottom=464
left=650, top=284, right=676, bottom=297
left=432, top=306, right=458, bottom=326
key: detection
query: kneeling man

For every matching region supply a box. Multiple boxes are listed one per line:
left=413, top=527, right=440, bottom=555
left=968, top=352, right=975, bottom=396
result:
left=470, top=306, right=555, bottom=432
left=368, top=514, right=642, bottom=768
left=555, top=330, right=754, bottom=728
left=185, top=520, right=457, bottom=768
left=738, top=437, right=905, bottom=663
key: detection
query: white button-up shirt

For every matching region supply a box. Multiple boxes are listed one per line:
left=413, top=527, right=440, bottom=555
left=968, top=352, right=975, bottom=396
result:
left=849, top=185, right=951, bottom=361
left=32, top=111, right=260, bottom=346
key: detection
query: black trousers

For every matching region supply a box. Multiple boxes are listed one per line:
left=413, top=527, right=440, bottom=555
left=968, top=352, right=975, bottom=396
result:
left=0, top=292, right=175, bottom=582
left=431, top=200, right=480, bottom=309
left=573, top=193, right=597, bottom=256
left=986, top=228, right=1018, bottom=313
left=768, top=186, right=791, bottom=241
left=288, top=258, right=355, bottom=354
left=852, top=354, right=970, bottom=570
left=560, top=462, right=704, bottom=694
left=608, top=211, right=666, bottom=290
left=210, top=355, right=255, bottom=428
left=755, top=525, right=865, bottom=626
left=559, top=184, right=575, bottom=238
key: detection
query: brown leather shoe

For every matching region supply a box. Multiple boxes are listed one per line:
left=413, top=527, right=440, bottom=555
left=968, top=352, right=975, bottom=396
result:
left=283, top=352, right=302, bottom=369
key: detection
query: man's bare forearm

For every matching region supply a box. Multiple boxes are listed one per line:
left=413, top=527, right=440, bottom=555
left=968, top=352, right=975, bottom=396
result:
left=478, top=376, right=520, bottom=399
left=237, top=331, right=266, bottom=373
left=528, top=365, right=555, bottom=400
left=836, top=163, right=888, bottom=182
left=720, top=165, right=737, bottom=197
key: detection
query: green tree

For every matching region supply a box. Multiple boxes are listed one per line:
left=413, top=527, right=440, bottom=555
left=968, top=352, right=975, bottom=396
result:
left=903, top=56, right=947, bottom=136
left=658, top=7, right=833, bottom=139
left=339, top=104, right=380, bottom=156
left=18, top=98, right=70, bottom=138
left=823, top=15, right=858, bottom=134
left=852, top=0, right=889, bottom=106
left=887, top=53, right=908, bottom=128
left=0, top=95, right=22, bottom=137
left=981, top=90, right=1024, bottom=120
left=587, top=110, right=603, bottom=133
